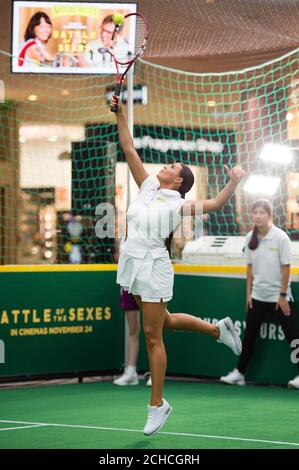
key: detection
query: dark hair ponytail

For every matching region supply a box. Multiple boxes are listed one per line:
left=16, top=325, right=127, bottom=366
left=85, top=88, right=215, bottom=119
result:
left=165, top=235, right=173, bottom=256
left=165, top=192, right=185, bottom=256
left=165, top=164, right=194, bottom=256
left=248, top=226, right=259, bottom=250
left=248, top=199, right=273, bottom=251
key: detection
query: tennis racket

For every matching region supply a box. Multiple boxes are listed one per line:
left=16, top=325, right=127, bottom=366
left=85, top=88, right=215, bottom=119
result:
left=110, top=13, right=148, bottom=112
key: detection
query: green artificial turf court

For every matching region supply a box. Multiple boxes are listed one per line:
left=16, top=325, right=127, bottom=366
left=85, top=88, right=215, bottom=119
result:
left=1, top=381, right=299, bottom=449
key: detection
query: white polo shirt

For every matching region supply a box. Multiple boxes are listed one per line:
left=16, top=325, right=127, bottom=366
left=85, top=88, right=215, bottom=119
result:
left=244, top=225, right=293, bottom=302
left=121, top=175, right=185, bottom=259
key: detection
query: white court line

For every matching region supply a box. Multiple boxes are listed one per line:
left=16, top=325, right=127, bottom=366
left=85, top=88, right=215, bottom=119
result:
left=0, top=419, right=299, bottom=447
left=0, top=424, right=47, bottom=432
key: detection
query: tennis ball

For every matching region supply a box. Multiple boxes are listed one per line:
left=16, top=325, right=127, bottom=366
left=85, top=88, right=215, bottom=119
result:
left=112, top=12, right=125, bottom=26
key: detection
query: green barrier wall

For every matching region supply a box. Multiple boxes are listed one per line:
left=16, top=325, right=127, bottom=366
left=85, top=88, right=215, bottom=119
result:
left=0, top=271, right=123, bottom=378
left=1, top=270, right=298, bottom=384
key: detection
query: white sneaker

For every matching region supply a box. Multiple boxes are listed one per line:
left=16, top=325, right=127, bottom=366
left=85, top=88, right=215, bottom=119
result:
left=143, top=398, right=172, bottom=436
left=113, top=368, right=139, bottom=386
left=146, top=376, right=152, bottom=387
left=220, top=368, right=246, bottom=386
left=217, top=317, right=242, bottom=356
left=288, top=375, right=299, bottom=389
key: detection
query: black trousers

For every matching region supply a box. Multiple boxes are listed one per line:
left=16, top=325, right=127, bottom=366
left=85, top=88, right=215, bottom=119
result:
left=237, top=298, right=299, bottom=374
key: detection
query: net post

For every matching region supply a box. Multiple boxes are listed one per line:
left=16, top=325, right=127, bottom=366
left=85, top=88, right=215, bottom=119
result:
left=124, top=66, right=134, bottom=367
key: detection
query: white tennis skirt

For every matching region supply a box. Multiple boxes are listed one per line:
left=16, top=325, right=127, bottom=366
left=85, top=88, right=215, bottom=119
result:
left=116, top=252, right=174, bottom=303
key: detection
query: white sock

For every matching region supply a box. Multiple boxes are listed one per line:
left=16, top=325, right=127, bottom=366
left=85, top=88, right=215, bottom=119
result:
left=126, top=365, right=136, bottom=374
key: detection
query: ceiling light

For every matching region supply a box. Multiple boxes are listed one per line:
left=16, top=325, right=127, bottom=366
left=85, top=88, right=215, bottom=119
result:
left=259, top=143, right=293, bottom=165
left=244, top=175, right=281, bottom=195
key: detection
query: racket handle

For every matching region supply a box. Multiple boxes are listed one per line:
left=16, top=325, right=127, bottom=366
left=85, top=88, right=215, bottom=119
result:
left=111, top=83, right=122, bottom=113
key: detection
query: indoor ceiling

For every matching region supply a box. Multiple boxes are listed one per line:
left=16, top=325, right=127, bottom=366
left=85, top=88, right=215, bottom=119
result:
left=140, top=0, right=299, bottom=71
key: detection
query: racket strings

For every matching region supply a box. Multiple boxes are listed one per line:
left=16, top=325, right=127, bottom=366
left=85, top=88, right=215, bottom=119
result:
left=111, top=15, right=147, bottom=64
left=134, top=17, right=147, bottom=56
left=111, top=36, right=132, bottom=63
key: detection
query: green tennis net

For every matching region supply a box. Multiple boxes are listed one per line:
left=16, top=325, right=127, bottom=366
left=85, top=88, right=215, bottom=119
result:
left=0, top=47, right=298, bottom=264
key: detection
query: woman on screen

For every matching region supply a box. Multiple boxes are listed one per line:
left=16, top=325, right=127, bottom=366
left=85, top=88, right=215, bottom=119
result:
left=18, top=12, right=53, bottom=67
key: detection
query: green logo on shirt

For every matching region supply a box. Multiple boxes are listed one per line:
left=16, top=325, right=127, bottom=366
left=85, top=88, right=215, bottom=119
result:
left=154, top=197, right=166, bottom=204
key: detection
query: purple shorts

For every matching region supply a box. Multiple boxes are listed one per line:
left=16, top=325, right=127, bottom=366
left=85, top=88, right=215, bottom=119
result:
left=120, top=288, right=139, bottom=311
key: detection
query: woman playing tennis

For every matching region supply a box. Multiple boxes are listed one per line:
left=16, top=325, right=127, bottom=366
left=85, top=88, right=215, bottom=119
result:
left=111, top=94, right=245, bottom=436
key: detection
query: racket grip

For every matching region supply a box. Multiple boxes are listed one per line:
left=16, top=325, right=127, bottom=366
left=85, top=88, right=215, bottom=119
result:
left=111, top=83, right=122, bottom=113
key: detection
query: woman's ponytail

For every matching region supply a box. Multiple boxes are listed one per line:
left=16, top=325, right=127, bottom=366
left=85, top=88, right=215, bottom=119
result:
left=248, top=225, right=259, bottom=250
left=165, top=163, right=193, bottom=257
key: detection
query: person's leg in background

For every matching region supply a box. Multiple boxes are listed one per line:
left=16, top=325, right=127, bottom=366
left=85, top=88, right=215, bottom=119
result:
left=114, top=290, right=140, bottom=386
left=125, top=309, right=140, bottom=370
left=220, top=298, right=269, bottom=385
left=276, top=302, right=299, bottom=389
left=132, top=294, right=152, bottom=386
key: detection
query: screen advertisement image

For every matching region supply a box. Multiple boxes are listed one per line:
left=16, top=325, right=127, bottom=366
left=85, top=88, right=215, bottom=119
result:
left=12, top=1, right=137, bottom=74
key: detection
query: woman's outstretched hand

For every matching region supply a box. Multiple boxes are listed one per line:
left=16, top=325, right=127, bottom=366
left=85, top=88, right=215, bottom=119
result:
left=110, top=94, right=124, bottom=115
left=224, top=165, right=245, bottom=184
